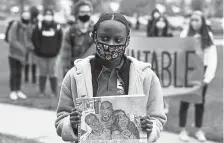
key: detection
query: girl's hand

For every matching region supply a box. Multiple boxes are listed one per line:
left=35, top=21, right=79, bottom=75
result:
left=70, top=108, right=82, bottom=129
left=140, top=115, right=153, bottom=135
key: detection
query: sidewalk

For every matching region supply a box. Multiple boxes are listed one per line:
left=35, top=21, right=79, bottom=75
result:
left=0, top=103, right=218, bottom=143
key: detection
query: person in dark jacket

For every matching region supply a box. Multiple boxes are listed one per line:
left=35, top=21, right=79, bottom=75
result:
left=32, top=8, right=62, bottom=97
left=61, top=0, right=94, bottom=77
left=24, top=6, right=39, bottom=84
left=149, top=15, right=173, bottom=37
left=8, top=9, right=33, bottom=100
left=147, top=8, right=161, bottom=37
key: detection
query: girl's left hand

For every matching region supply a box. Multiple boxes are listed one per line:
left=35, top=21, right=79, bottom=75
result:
left=140, top=115, right=153, bottom=135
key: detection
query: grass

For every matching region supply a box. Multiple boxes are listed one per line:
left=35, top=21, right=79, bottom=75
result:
left=0, top=133, right=40, bottom=143
left=0, top=40, right=223, bottom=142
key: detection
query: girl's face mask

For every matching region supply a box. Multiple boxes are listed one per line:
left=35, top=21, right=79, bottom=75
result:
left=94, top=20, right=128, bottom=61
left=43, top=15, right=53, bottom=22
left=153, top=12, right=160, bottom=19
left=95, top=41, right=126, bottom=61
left=21, top=12, right=31, bottom=20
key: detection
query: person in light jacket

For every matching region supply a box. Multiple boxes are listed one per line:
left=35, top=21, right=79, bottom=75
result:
left=8, top=9, right=33, bottom=100
left=55, top=13, right=167, bottom=143
left=178, top=11, right=217, bottom=142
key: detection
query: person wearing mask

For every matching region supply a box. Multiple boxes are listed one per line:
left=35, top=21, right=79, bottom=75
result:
left=32, top=8, right=63, bottom=97
left=179, top=11, right=217, bottom=142
left=7, top=9, right=33, bottom=100
left=24, top=6, right=39, bottom=84
left=149, top=15, right=173, bottom=114
left=150, top=15, right=173, bottom=37
left=55, top=13, right=166, bottom=143
left=147, top=8, right=161, bottom=37
left=61, top=0, right=94, bottom=77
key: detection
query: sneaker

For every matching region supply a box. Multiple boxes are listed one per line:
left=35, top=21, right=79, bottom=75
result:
left=195, top=130, right=207, bottom=142
left=179, top=130, right=190, bottom=142
left=17, top=91, right=27, bottom=99
left=9, top=91, right=18, bottom=100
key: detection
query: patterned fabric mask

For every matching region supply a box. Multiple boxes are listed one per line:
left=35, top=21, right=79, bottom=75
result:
left=95, top=41, right=126, bottom=61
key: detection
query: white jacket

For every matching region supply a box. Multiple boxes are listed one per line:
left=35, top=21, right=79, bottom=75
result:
left=55, top=55, right=167, bottom=143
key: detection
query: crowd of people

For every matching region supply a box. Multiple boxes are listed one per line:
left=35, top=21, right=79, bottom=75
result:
left=5, top=0, right=217, bottom=142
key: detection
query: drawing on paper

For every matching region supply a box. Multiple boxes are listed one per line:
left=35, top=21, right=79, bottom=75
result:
left=76, top=95, right=148, bottom=143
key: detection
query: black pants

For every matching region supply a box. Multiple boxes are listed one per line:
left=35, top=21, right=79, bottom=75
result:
left=179, top=66, right=208, bottom=128
left=9, top=57, right=23, bottom=91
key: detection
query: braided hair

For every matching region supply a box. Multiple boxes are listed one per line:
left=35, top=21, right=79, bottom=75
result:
left=92, top=13, right=131, bottom=46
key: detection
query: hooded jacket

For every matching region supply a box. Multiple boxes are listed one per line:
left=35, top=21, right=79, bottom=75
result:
left=55, top=55, right=167, bottom=143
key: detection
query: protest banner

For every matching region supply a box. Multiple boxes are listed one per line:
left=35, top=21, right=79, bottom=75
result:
left=127, top=37, right=204, bottom=103
left=76, top=95, right=148, bottom=143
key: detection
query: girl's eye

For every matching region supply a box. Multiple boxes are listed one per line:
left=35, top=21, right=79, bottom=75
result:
left=115, top=37, right=123, bottom=43
left=101, top=36, right=109, bottom=41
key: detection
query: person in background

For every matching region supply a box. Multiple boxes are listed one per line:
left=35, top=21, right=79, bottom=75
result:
left=61, top=0, right=94, bottom=77
left=147, top=8, right=161, bottom=37
left=24, top=6, right=39, bottom=84
left=179, top=11, right=217, bottom=142
left=149, top=15, right=173, bottom=37
left=32, top=8, right=62, bottom=97
left=8, top=9, right=33, bottom=100
left=55, top=13, right=166, bottom=143
left=147, top=15, right=173, bottom=114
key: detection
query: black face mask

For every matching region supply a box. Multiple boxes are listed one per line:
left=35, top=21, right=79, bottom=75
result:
left=21, top=18, right=29, bottom=24
left=78, top=15, right=90, bottom=23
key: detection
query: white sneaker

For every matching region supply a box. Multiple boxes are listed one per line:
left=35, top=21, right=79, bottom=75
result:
left=195, top=130, right=207, bottom=142
left=9, top=91, right=18, bottom=100
left=179, top=130, right=190, bottom=142
left=17, top=91, right=27, bottom=99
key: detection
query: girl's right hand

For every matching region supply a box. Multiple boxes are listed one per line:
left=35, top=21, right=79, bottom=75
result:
left=70, top=108, right=82, bottom=129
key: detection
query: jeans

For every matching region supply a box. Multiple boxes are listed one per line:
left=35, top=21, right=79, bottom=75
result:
left=179, top=66, right=208, bottom=128
left=9, top=57, right=23, bottom=91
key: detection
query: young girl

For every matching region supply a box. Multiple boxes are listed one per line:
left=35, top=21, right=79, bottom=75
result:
left=150, top=15, right=173, bottom=37
left=55, top=13, right=167, bottom=143
left=179, top=11, right=217, bottom=142
left=147, top=8, right=161, bottom=37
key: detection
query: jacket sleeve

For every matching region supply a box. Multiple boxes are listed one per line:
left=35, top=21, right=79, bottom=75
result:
left=32, top=25, right=41, bottom=53
left=144, top=69, right=167, bottom=142
left=8, top=22, right=25, bottom=54
left=55, top=69, right=78, bottom=142
left=61, top=29, right=72, bottom=71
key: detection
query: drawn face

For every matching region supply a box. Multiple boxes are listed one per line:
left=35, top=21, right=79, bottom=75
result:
left=86, top=114, right=101, bottom=132
left=117, top=112, right=129, bottom=130
left=100, top=102, right=113, bottom=122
